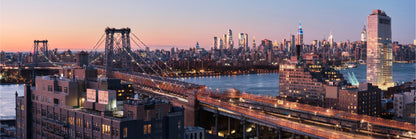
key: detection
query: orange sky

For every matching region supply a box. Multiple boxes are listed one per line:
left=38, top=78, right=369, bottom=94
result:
left=1, top=1, right=414, bottom=52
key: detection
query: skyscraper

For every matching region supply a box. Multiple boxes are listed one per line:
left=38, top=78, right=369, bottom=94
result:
left=244, top=33, right=249, bottom=50
left=328, top=32, right=334, bottom=48
left=228, top=29, right=233, bottom=49
left=361, top=25, right=367, bottom=42
left=296, top=21, right=303, bottom=45
left=219, top=38, right=224, bottom=50
left=252, top=37, right=256, bottom=50
left=213, top=36, right=218, bottom=50
left=367, top=9, right=393, bottom=90
left=239, top=33, right=245, bottom=48
left=290, top=35, right=295, bottom=54
left=223, top=34, right=228, bottom=49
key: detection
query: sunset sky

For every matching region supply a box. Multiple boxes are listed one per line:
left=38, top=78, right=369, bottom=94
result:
left=1, top=0, right=415, bottom=52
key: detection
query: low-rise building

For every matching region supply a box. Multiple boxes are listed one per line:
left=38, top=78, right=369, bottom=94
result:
left=393, top=89, right=416, bottom=119
left=338, top=83, right=381, bottom=116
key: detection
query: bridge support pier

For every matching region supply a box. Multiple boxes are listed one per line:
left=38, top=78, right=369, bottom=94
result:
left=228, top=117, right=231, bottom=136
left=214, top=109, right=218, bottom=136
left=275, top=127, right=282, bottom=139
left=240, top=118, right=246, bottom=139
left=256, top=124, right=259, bottom=138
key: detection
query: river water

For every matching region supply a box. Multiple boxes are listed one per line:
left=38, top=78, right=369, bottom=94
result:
left=0, top=63, right=415, bottom=117
left=184, top=63, right=416, bottom=96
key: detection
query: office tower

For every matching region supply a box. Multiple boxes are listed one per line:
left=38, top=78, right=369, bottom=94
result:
left=367, top=9, right=393, bottom=90
left=196, top=41, right=199, bottom=49
left=273, top=40, right=278, bottom=50
left=328, top=32, right=334, bottom=48
left=213, top=36, right=218, bottom=50
left=312, top=40, right=317, bottom=46
left=252, top=37, right=256, bottom=50
left=239, top=33, right=245, bottom=48
left=290, top=35, right=295, bottom=54
left=361, top=25, right=367, bottom=42
left=296, top=21, right=303, bottom=45
left=282, top=39, right=287, bottom=52
left=261, top=39, right=272, bottom=50
left=228, top=29, right=233, bottom=49
left=223, top=34, right=228, bottom=49
left=244, top=33, right=249, bottom=49
left=219, top=38, right=224, bottom=50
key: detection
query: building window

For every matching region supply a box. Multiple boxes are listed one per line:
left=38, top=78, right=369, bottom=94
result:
left=102, top=124, right=111, bottom=135
left=84, top=121, right=90, bottom=129
left=76, top=118, right=83, bottom=127
left=144, top=124, right=151, bottom=134
left=48, top=85, right=53, bottom=92
left=123, top=127, right=128, bottom=138
left=64, top=87, right=68, bottom=93
left=68, top=116, right=74, bottom=125
left=54, top=98, right=59, bottom=106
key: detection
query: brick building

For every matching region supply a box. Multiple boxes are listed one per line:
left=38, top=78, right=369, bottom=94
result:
left=16, top=68, right=184, bottom=139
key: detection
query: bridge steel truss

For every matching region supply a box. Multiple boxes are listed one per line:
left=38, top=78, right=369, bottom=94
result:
left=33, top=40, right=48, bottom=66
left=104, top=27, right=132, bottom=77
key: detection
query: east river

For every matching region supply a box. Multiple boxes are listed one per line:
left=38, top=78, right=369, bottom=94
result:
left=0, top=63, right=415, bottom=118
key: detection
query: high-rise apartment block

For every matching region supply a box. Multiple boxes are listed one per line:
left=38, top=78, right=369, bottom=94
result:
left=367, top=9, right=393, bottom=90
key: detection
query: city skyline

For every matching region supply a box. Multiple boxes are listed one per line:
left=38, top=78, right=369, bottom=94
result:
left=1, top=0, right=415, bottom=52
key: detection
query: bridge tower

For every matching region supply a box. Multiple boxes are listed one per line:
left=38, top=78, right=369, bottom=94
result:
left=33, top=40, right=48, bottom=66
left=104, top=27, right=131, bottom=78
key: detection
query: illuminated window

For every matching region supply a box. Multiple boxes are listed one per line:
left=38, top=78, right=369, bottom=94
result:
left=76, top=118, right=83, bottom=127
left=68, top=116, right=74, bottom=125
left=102, top=124, right=111, bottom=135
left=143, top=124, right=151, bottom=134
left=123, top=127, right=128, bottom=138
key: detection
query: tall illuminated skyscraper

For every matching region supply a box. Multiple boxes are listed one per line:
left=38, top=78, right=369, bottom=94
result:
left=228, top=29, right=233, bottom=49
left=213, top=36, right=218, bottom=50
left=367, top=9, right=393, bottom=90
left=252, top=37, right=256, bottom=50
left=219, top=38, right=224, bottom=50
left=328, top=32, right=334, bottom=48
left=361, top=25, right=367, bottom=42
left=296, top=21, right=303, bottom=45
left=239, top=33, right=245, bottom=48
left=290, top=35, right=295, bottom=54
left=244, top=33, right=249, bottom=50
left=223, top=34, right=228, bottom=49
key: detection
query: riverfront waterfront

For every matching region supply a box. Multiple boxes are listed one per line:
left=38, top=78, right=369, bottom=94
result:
left=185, top=63, right=416, bottom=96
left=0, top=84, right=24, bottom=119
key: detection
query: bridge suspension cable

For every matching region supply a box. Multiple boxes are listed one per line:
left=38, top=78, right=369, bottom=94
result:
left=131, top=32, right=183, bottom=79
left=112, top=37, right=179, bottom=99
